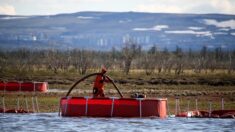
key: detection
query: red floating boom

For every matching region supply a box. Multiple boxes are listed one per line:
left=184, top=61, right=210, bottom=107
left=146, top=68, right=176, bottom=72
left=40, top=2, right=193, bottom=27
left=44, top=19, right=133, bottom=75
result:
left=176, top=110, right=235, bottom=118
left=0, top=81, right=48, bottom=92
left=60, top=97, right=167, bottom=118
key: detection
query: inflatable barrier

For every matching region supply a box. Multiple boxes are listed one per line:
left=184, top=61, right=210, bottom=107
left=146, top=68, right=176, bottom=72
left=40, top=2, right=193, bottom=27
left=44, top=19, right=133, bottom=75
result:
left=0, top=82, right=48, bottom=92
left=60, top=97, right=167, bottom=118
left=59, top=72, right=168, bottom=118
left=176, top=110, right=235, bottom=118
left=0, top=108, right=32, bottom=113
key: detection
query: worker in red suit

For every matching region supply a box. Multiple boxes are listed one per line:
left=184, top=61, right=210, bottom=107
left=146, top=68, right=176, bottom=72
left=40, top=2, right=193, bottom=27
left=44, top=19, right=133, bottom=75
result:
left=93, top=67, right=108, bottom=97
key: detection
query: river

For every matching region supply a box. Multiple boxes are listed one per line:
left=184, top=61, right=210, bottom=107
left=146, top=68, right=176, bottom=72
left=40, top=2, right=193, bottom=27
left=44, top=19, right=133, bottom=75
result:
left=0, top=113, right=234, bottom=132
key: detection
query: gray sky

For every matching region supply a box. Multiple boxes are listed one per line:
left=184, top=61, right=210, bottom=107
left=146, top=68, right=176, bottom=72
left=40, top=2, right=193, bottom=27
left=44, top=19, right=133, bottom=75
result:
left=0, top=0, right=235, bottom=15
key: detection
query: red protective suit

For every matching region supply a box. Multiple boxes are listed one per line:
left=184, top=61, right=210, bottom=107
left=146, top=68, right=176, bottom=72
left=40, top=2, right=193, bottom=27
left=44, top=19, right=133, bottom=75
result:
left=93, top=68, right=108, bottom=97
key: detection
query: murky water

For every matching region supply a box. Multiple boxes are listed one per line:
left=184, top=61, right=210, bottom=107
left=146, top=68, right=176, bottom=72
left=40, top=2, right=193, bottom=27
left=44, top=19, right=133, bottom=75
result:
left=0, top=113, right=234, bottom=132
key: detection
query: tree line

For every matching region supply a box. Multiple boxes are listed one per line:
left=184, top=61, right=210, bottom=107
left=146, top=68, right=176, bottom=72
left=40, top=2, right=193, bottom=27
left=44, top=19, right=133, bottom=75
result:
left=0, top=42, right=235, bottom=75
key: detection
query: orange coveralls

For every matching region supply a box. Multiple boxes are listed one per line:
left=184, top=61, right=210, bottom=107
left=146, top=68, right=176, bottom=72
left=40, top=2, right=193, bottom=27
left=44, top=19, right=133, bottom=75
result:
left=93, top=74, right=108, bottom=97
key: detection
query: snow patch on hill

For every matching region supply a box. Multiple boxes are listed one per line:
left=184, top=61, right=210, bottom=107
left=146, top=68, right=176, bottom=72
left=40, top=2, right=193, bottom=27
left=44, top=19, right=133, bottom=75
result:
left=204, top=19, right=235, bottom=29
left=77, top=16, right=98, bottom=19
left=165, top=30, right=212, bottom=37
left=188, top=27, right=204, bottom=30
left=133, top=25, right=169, bottom=31
left=0, top=16, right=30, bottom=20
left=231, top=32, right=235, bottom=36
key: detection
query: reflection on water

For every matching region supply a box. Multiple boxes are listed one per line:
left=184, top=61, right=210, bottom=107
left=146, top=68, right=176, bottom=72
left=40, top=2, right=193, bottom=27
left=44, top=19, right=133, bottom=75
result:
left=0, top=113, right=234, bottom=132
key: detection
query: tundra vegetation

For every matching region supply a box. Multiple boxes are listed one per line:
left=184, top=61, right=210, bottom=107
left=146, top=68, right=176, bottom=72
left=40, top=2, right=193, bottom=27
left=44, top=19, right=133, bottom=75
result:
left=0, top=44, right=235, bottom=76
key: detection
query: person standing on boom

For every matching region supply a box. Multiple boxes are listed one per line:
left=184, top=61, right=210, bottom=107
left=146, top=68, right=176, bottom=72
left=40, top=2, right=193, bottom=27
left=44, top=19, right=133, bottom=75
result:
left=93, top=66, right=108, bottom=97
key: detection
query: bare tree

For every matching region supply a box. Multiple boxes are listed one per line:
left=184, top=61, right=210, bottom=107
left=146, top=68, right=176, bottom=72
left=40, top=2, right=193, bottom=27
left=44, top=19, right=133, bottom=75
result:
left=44, top=50, right=61, bottom=74
left=12, top=48, right=31, bottom=72
left=174, top=46, right=184, bottom=75
left=122, top=40, right=139, bottom=75
left=142, top=45, right=157, bottom=75
left=197, top=46, right=208, bottom=73
left=0, top=50, right=7, bottom=74
left=70, top=49, right=93, bottom=75
left=78, top=50, right=93, bottom=75
left=162, top=47, right=173, bottom=74
left=228, top=50, right=232, bottom=74
left=143, top=52, right=154, bottom=75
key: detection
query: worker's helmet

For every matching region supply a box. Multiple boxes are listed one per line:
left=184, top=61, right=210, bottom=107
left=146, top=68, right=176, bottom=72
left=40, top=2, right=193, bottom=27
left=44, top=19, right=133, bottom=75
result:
left=101, top=66, right=107, bottom=73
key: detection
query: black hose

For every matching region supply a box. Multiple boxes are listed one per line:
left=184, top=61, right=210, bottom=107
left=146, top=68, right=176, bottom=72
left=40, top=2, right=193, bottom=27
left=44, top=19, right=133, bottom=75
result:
left=65, top=73, right=123, bottom=98
left=105, top=75, right=123, bottom=98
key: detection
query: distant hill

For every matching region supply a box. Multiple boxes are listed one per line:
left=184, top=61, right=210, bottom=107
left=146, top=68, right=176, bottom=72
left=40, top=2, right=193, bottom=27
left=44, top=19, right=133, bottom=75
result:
left=0, top=11, right=234, bottom=51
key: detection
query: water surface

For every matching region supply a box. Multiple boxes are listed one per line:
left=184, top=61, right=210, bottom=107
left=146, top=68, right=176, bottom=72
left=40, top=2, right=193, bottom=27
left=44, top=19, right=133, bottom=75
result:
left=0, top=113, right=234, bottom=132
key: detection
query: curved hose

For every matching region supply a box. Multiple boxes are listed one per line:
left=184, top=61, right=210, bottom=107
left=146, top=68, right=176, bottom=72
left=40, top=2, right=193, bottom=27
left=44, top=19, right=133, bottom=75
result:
left=105, top=75, right=123, bottom=98
left=65, top=73, right=123, bottom=98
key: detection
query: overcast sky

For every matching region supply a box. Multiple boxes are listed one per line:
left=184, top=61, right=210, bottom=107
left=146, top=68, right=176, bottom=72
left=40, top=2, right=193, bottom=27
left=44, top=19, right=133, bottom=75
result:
left=0, top=0, right=235, bottom=15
